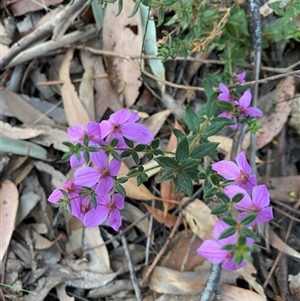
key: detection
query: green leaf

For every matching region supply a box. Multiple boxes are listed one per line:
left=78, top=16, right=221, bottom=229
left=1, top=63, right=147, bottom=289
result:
left=221, top=217, right=237, bottom=226
left=221, top=244, right=236, bottom=251
left=135, top=144, right=146, bottom=151
left=132, top=152, right=140, bottom=165
left=215, top=192, right=230, bottom=204
left=210, top=174, right=220, bottom=186
left=151, top=138, right=160, bottom=149
left=204, top=186, right=216, bottom=198
left=202, top=122, right=227, bottom=137
left=84, top=150, right=90, bottom=163
left=112, top=150, right=121, bottom=161
left=116, top=0, right=123, bottom=16
left=240, top=213, right=257, bottom=225
left=155, top=157, right=178, bottom=169
left=137, top=172, right=148, bottom=186
left=233, top=252, right=243, bottom=265
left=218, top=227, right=236, bottom=239
left=174, top=173, right=193, bottom=196
left=175, top=137, right=189, bottom=163
left=232, top=193, right=245, bottom=203
left=241, top=227, right=259, bottom=241
left=218, top=101, right=234, bottom=112
left=116, top=183, right=126, bottom=197
left=190, top=142, right=219, bottom=159
left=128, top=1, right=141, bottom=17
left=198, top=172, right=207, bottom=179
left=62, top=152, right=72, bottom=160
left=159, top=169, right=175, bottom=182
left=172, top=128, right=185, bottom=140
left=185, top=105, right=200, bottom=132
left=211, top=204, right=228, bottom=215
left=117, top=177, right=128, bottom=183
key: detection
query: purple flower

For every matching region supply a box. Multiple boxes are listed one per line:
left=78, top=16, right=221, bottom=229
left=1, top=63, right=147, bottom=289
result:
left=197, top=220, right=253, bottom=270
left=67, top=122, right=102, bottom=168
left=235, top=90, right=263, bottom=118
left=74, top=150, right=121, bottom=196
left=48, top=180, right=81, bottom=203
left=212, top=151, right=257, bottom=191
left=224, top=185, right=273, bottom=225
left=232, top=71, right=246, bottom=84
left=218, top=83, right=231, bottom=101
left=82, top=194, right=125, bottom=231
left=99, top=109, right=154, bottom=147
left=219, top=111, right=237, bottom=130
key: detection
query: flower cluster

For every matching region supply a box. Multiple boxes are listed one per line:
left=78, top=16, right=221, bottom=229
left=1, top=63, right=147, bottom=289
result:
left=197, top=151, right=273, bottom=270
left=218, top=71, right=263, bottom=130
left=48, top=109, right=154, bottom=231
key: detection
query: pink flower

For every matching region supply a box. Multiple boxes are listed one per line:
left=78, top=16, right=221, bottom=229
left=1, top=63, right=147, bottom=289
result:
left=67, top=122, right=102, bottom=168
left=212, top=151, right=257, bottom=191
left=224, top=185, right=273, bottom=225
left=82, top=194, right=125, bottom=230
left=48, top=180, right=81, bottom=203
left=218, top=83, right=231, bottom=101
left=99, top=109, right=154, bottom=147
left=235, top=90, right=263, bottom=118
left=74, top=150, right=121, bottom=196
left=197, top=220, right=253, bottom=270
left=219, top=111, right=237, bottom=130
left=232, top=71, right=246, bottom=84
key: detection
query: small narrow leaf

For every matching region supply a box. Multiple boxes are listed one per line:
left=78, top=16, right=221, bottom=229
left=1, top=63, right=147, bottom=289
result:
left=184, top=105, right=200, bottom=132
left=218, top=226, right=236, bottom=239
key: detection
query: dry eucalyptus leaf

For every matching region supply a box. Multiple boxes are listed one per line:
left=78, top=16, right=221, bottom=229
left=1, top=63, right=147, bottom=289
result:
left=65, top=270, right=118, bottom=289
left=1, top=87, right=56, bottom=126
left=269, top=227, right=300, bottom=259
left=144, top=204, right=178, bottom=228
left=102, top=0, right=143, bottom=107
left=82, top=227, right=111, bottom=273
left=8, top=0, right=64, bottom=16
left=288, top=272, right=300, bottom=300
left=59, top=48, right=90, bottom=126
left=0, top=121, right=44, bottom=140
left=266, top=176, right=300, bottom=203
left=56, top=283, right=75, bottom=301
left=0, top=180, right=19, bottom=261
left=30, top=124, right=68, bottom=152
left=243, top=76, right=295, bottom=150
left=182, top=198, right=218, bottom=240
left=122, top=202, right=150, bottom=236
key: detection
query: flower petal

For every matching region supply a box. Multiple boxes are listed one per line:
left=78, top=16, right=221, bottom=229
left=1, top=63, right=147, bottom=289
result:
left=108, top=209, right=122, bottom=231
left=48, top=188, right=63, bottom=203
left=67, top=125, right=84, bottom=142
left=109, top=159, right=122, bottom=176
left=83, top=206, right=109, bottom=227
left=95, top=177, right=114, bottom=196
left=74, top=167, right=99, bottom=187
left=238, top=90, right=251, bottom=108
left=212, top=161, right=240, bottom=180
left=91, top=150, right=107, bottom=169
left=257, top=207, right=273, bottom=224
left=243, top=174, right=257, bottom=191
left=99, top=120, right=112, bottom=139
left=219, top=83, right=229, bottom=94
left=244, top=107, right=263, bottom=117
left=235, top=151, right=251, bottom=174
left=121, top=123, right=154, bottom=144
left=70, top=152, right=85, bottom=168
left=252, top=185, right=270, bottom=208
left=197, top=240, right=227, bottom=264
left=114, top=194, right=124, bottom=209
left=223, top=258, right=246, bottom=270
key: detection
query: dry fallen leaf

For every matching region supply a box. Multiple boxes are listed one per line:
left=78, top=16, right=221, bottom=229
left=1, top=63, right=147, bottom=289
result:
left=59, top=48, right=90, bottom=126
left=102, top=0, right=143, bottom=107
left=288, top=272, right=300, bottom=300
left=269, top=227, right=300, bottom=259
left=8, top=0, right=64, bottom=16
left=243, top=76, right=295, bottom=150
left=144, top=204, right=178, bottom=228
left=182, top=198, right=218, bottom=240
left=0, top=180, right=19, bottom=261
left=265, top=176, right=300, bottom=203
